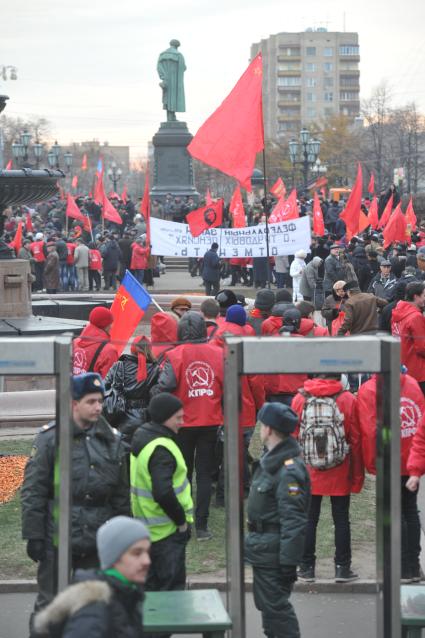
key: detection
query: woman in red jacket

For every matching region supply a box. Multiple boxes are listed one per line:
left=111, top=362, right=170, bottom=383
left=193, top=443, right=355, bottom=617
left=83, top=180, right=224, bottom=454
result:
left=130, top=235, right=149, bottom=285
left=292, top=375, right=364, bottom=583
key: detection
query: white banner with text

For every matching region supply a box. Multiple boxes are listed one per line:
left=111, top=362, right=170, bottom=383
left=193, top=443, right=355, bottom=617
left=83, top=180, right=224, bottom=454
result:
left=150, top=216, right=311, bottom=258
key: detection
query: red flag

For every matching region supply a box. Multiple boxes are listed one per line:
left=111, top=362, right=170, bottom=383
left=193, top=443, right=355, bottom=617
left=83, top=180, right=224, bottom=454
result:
left=140, top=172, right=150, bottom=246
left=312, top=193, right=325, bottom=236
left=186, top=200, right=224, bottom=237
left=378, top=194, right=394, bottom=229
left=93, top=173, right=105, bottom=205
left=5, top=160, right=12, bottom=170
left=368, top=172, right=375, bottom=194
left=383, top=204, right=407, bottom=248
left=110, top=271, right=152, bottom=356
left=405, top=196, right=417, bottom=232
left=205, top=188, right=213, bottom=205
left=66, top=193, right=86, bottom=223
left=270, top=177, right=286, bottom=199
left=188, top=54, right=264, bottom=191
left=313, top=176, right=328, bottom=189
left=367, top=196, right=379, bottom=230
left=358, top=210, right=370, bottom=234
left=340, top=163, right=363, bottom=236
left=71, top=175, right=78, bottom=189
left=229, top=185, right=246, bottom=228
left=81, top=153, right=88, bottom=171
left=121, top=184, right=128, bottom=204
left=102, top=193, right=123, bottom=225
left=9, top=221, right=23, bottom=254
left=269, top=189, right=299, bottom=223
left=25, top=212, right=34, bottom=233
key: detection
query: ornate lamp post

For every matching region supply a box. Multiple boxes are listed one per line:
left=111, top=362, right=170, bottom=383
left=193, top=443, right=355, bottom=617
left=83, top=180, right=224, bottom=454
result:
left=46, top=142, right=72, bottom=172
left=107, top=162, right=122, bottom=192
left=288, top=128, right=321, bottom=193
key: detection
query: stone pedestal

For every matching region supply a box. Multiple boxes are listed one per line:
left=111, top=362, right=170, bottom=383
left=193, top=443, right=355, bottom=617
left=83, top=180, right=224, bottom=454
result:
left=0, top=259, right=32, bottom=317
left=150, top=121, right=199, bottom=203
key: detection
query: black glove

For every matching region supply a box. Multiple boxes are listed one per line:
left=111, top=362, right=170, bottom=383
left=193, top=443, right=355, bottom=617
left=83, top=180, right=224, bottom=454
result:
left=27, top=539, right=46, bottom=562
left=281, top=565, right=297, bottom=585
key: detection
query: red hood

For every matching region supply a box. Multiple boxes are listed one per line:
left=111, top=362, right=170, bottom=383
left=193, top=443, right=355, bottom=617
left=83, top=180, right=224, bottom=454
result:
left=298, top=318, right=314, bottom=336
left=151, top=312, right=178, bottom=356
left=303, top=378, right=343, bottom=396
left=261, top=315, right=281, bottom=335
left=392, top=300, right=421, bottom=323
left=78, top=323, right=110, bottom=346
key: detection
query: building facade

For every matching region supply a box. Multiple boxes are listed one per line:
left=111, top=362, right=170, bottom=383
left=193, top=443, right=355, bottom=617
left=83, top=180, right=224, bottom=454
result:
left=251, top=29, right=360, bottom=141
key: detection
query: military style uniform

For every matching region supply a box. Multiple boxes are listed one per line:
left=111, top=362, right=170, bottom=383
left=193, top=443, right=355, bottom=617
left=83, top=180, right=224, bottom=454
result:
left=245, top=435, right=310, bottom=638
left=21, top=415, right=130, bottom=625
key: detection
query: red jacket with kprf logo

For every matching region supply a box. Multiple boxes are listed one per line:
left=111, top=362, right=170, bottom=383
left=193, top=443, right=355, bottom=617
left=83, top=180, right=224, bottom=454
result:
left=162, top=342, right=224, bottom=427
left=30, top=241, right=46, bottom=262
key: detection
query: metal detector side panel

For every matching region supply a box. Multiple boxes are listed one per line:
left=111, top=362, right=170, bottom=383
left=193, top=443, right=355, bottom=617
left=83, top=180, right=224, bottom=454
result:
left=0, top=336, right=57, bottom=374
left=226, top=336, right=384, bottom=374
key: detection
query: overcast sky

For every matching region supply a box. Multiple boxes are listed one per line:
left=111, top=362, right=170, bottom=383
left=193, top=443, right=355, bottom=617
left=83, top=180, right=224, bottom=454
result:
left=2, top=0, right=425, bottom=159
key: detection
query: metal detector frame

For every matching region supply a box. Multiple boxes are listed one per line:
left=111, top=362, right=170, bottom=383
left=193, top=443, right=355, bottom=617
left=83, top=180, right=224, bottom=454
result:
left=224, top=335, right=401, bottom=638
left=0, top=335, right=72, bottom=592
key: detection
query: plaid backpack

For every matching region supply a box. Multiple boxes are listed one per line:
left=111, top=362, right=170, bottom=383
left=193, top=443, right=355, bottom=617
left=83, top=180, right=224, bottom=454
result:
left=299, top=394, right=350, bottom=470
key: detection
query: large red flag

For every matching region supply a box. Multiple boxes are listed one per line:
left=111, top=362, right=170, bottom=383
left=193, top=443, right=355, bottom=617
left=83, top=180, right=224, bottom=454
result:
left=188, top=54, right=264, bottom=191
left=121, top=184, right=128, bottom=204
left=186, top=200, right=224, bottom=237
left=93, top=173, right=105, bottom=205
left=340, top=163, right=363, bottom=236
left=9, top=221, right=23, bottom=254
left=368, top=172, right=375, bottom=194
left=25, top=211, right=34, bottom=233
left=229, top=185, right=246, bottom=228
left=71, top=175, right=78, bottom=189
left=66, top=193, right=91, bottom=231
left=270, top=177, right=286, bottom=199
left=5, top=160, right=12, bottom=170
left=269, top=189, right=299, bottom=223
left=367, top=196, right=379, bottom=230
left=383, top=204, right=407, bottom=249
left=102, top=193, right=123, bottom=225
left=140, top=172, right=150, bottom=246
left=358, top=210, right=370, bottom=234
left=110, top=271, right=152, bottom=356
left=405, top=196, right=417, bottom=232
left=378, top=194, right=394, bottom=229
left=81, top=153, right=88, bottom=171
left=312, top=192, right=325, bottom=236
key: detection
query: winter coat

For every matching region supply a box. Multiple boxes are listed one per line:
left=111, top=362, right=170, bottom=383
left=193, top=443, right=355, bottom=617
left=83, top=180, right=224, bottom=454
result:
left=245, top=436, right=310, bottom=567
left=34, top=569, right=144, bottom=638
left=299, top=257, right=322, bottom=298
left=21, top=417, right=130, bottom=553
left=73, top=324, right=119, bottom=378
left=211, top=320, right=255, bottom=348
left=253, top=257, right=269, bottom=284
left=292, top=378, right=364, bottom=496
left=202, top=248, right=220, bottom=283
left=289, top=256, right=306, bottom=281
left=357, top=373, right=425, bottom=475
left=321, top=292, right=346, bottom=331
left=74, top=243, right=90, bottom=268
left=118, top=237, right=133, bottom=269
left=101, top=240, right=122, bottom=271
left=261, top=303, right=295, bottom=335
left=150, top=312, right=178, bottom=359
left=407, top=413, right=425, bottom=477
left=323, top=254, right=345, bottom=291
left=274, top=255, right=289, bottom=274
left=130, top=243, right=149, bottom=270
left=55, top=239, right=68, bottom=264
left=392, top=301, right=425, bottom=382
left=368, top=273, right=398, bottom=301
left=297, top=318, right=329, bottom=337
left=89, top=249, right=102, bottom=271
left=336, top=290, right=387, bottom=336
left=43, top=251, right=60, bottom=290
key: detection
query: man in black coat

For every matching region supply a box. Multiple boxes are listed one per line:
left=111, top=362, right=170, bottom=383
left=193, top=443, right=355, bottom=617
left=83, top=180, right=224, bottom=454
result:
left=202, top=242, right=221, bottom=296
left=33, top=516, right=150, bottom=638
left=21, top=373, right=130, bottom=633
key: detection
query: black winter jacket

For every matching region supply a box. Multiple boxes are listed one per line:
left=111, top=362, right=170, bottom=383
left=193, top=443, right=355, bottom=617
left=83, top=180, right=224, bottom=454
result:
left=34, top=569, right=144, bottom=638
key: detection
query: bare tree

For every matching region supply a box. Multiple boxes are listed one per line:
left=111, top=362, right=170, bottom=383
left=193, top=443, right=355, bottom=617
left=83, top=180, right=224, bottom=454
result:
left=360, top=83, right=393, bottom=191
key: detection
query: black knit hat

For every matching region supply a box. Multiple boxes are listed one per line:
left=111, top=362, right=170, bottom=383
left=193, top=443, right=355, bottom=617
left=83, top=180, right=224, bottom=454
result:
left=255, top=288, right=275, bottom=311
left=149, top=393, right=183, bottom=424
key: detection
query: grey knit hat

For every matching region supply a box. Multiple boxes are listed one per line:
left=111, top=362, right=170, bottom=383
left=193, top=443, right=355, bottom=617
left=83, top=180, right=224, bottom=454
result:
left=97, top=516, right=150, bottom=569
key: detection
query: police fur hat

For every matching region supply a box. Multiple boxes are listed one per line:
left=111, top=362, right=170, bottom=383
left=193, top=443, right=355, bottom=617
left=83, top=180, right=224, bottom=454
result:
left=72, top=373, right=104, bottom=400
left=254, top=288, right=275, bottom=311
left=215, top=289, right=237, bottom=309
left=257, top=402, right=298, bottom=434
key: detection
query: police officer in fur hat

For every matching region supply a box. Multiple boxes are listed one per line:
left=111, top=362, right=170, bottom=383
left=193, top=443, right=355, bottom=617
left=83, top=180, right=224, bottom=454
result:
left=245, top=403, right=310, bottom=638
left=21, top=373, right=130, bottom=635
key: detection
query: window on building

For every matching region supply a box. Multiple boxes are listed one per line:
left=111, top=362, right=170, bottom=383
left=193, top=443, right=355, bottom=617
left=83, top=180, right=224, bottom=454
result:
left=306, top=47, right=316, bottom=56
left=340, top=75, right=359, bottom=87
left=324, top=77, right=334, bottom=88
left=279, top=106, right=300, bottom=116
left=323, top=47, right=333, bottom=56
left=278, top=62, right=301, bottom=71
left=278, top=121, right=298, bottom=131
left=340, top=91, right=359, bottom=101
left=306, top=77, right=317, bottom=87
left=278, top=76, right=301, bottom=86
left=340, top=45, right=360, bottom=56
left=279, top=47, right=301, bottom=56
left=307, top=92, right=316, bottom=102
left=306, top=63, right=316, bottom=72
left=324, top=62, right=333, bottom=72
left=340, top=61, right=358, bottom=70
left=307, top=108, right=316, bottom=118
left=324, top=92, right=333, bottom=102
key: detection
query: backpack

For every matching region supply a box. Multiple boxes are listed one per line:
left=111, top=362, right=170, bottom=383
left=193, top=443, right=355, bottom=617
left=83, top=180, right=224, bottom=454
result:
left=299, top=394, right=350, bottom=470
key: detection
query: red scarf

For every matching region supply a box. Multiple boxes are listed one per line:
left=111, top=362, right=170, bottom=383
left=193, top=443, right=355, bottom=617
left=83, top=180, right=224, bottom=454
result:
left=131, top=336, right=149, bottom=382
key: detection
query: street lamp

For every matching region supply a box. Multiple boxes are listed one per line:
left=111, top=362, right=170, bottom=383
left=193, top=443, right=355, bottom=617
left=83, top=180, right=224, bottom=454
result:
left=46, top=142, right=72, bottom=171
left=63, top=152, right=73, bottom=173
left=288, top=129, right=321, bottom=192
left=107, top=161, right=122, bottom=191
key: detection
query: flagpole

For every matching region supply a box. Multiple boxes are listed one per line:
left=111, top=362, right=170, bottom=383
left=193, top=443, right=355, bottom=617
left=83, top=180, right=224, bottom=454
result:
left=65, top=213, right=69, bottom=237
left=262, top=149, right=272, bottom=289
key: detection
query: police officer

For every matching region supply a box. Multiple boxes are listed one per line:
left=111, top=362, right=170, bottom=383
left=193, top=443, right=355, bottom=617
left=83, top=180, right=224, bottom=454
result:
left=21, top=373, right=130, bottom=634
left=130, top=393, right=193, bottom=595
left=245, top=403, right=310, bottom=638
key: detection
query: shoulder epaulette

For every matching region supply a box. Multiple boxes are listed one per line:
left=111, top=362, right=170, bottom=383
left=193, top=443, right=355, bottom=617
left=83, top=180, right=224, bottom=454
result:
left=284, top=458, right=294, bottom=466
left=39, top=421, right=56, bottom=433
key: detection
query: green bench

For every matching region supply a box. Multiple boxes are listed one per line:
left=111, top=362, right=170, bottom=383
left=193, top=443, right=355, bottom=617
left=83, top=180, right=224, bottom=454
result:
left=143, top=589, right=232, bottom=637
left=401, top=585, right=425, bottom=637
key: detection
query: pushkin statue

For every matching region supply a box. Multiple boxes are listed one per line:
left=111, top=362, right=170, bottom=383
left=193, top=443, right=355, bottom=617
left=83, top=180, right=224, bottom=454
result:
left=157, top=39, right=186, bottom=122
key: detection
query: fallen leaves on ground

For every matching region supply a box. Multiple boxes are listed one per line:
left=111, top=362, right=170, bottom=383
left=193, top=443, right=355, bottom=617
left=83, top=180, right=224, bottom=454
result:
left=0, top=455, right=28, bottom=504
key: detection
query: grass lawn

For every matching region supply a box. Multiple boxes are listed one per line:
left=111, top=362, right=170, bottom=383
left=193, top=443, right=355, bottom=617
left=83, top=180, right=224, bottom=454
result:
left=0, top=439, right=376, bottom=579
